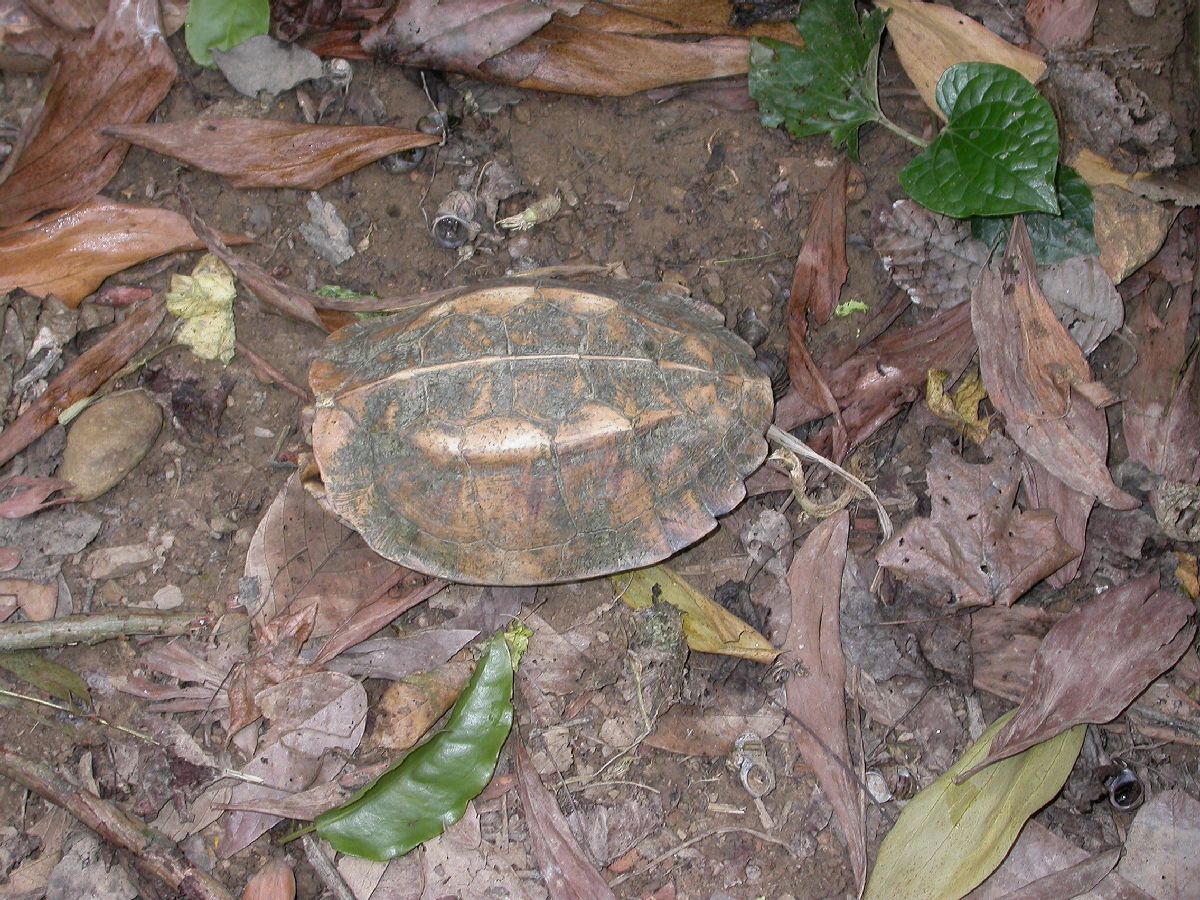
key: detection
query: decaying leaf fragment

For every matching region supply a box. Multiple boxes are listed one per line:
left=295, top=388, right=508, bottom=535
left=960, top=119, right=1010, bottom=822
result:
left=0, top=0, right=178, bottom=227
left=865, top=712, right=1085, bottom=900
left=105, top=119, right=439, bottom=190
left=972, top=218, right=1137, bottom=510
left=0, top=199, right=249, bottom=307
left=616, top=565, right=777, bottom=663
left=788, top=159, right=850, bottom=353
left=926, top=368, right=989, bottom=444
left=783, top=512, right=866, bottom=895
left=876, top=436, right=1077, bottom=607
left=961, top=573, right=1195, bottom=779
left=874, top=199, right=988, bottom=309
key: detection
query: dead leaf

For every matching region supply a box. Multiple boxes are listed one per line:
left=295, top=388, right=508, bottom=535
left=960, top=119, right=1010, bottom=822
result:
left=362, top=660, right=472, bottom=754
left=874, top=200, right=988, bottom=309
left=783, top=511, right=866, bottom=895
left=1116, top=789, right=1200, bottom=900
left=0, top=477, right=72, bottom=518
left=514, top=739, right=617, bottom=899
left=0, top=199, right=249, bottom=307
left=0, top=578, right=59, bottom=622
left=1038, top=256, right=1123, bottom=354
left=961, top=573, right=1195, bottom=778
left=876, top=0, right=1046, bottom=122
left=107, top=119, right=438, bottom=190
left=1091, top=181, right=1179, bottom=282
left=0, top=296, right=165, bottom=467
left=972, top=218, right=1137, bottom=510
left=1025, top=0, right=1097, bottom=51
left=646, top=693, right=784, bottom=757
left=926, top=368, right=989, bottom=444
left=876, top=436, right=1078, bottom=607
left=1123, top=284, right=1200, bottom=483
left=0, top=0, right=177, bottom=227
left=243, top=472, right=407, bottom=639
left=325, top=629, right=478, bottom=682
left=0, top=548, right=20, bottom=572
left=1020, top=455, right=1093, bottom=588
left=221, top=671, right=368, bottom=858
left=241, top=858, right=296, bottom=900
left=789, top=159, right=849, bottom=342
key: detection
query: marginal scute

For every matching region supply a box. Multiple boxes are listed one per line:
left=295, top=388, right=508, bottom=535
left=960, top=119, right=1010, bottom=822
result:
left=310, top=279, right=774, bottom=585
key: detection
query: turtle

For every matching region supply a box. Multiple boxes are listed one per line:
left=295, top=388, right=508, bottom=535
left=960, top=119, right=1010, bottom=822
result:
left=309, top=279, right=775, bottom=585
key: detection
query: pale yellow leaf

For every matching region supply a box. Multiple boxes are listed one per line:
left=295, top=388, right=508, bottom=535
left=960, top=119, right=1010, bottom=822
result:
left=865, top=712, right=1085, bottom=900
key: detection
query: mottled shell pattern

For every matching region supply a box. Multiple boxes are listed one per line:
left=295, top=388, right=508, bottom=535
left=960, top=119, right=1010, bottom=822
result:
left=310, top=280, right=774, bottom=585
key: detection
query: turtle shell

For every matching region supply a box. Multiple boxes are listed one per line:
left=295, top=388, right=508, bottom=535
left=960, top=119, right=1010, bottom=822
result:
left=310, top=280, right=773, bottom=585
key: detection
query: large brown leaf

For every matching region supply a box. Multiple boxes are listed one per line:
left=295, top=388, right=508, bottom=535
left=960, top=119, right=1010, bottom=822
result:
left=105, top=119, right=439, bottom=190
left=1123, top=283, right=1200, bottom=483
left=972, top=218, right=1137, bottom=510
left=782, top=511, right=866, bottom=895
left=961, top=573, right=1195, bottom=778
left=876, top=436, right=1078, bottom=607
left=0, top=199, right=249, bottom=306
left=243, top=472, right=410, bottom=640
left=0, top=0, right=177, bottom=227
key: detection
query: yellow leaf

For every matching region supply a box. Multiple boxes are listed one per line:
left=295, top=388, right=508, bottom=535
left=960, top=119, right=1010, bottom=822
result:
left=165, top=253, right=237, bottom=364
left=614, top=565, right=779, bottom=663
left=926, top=368, right=989, bottom=444
left=865, top=712, right=1085, bottom=900
left=875, top=0, right=1046, bottom=122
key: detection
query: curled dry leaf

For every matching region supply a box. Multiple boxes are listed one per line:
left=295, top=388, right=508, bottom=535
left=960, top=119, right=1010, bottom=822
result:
left=0, top=0, right=177, bottom=227
left=243, top=472, right=406, bottom=640
left=105, top=119, right=440, bottom=190
left=875, top=0, right=1046, bottom=122
left=972, top=218, right=1137, bottom=510
left=0, top=477, right=72, bottom=518
left=783, top=511, right=866, bottom=895
left=1020, top=456, right=1092, bottom=588
left=0, top=199, right=249, bottom=307
left=514, top=739, right=616, bottom=900
left=1025, top=0, right=1097, bottom=51
left=0, top=296, right=166, bottom=467
left=876, top=437, right=1077, bottom=607
left=1123, top=285, right=1200, bottom=483
left=961, top=573, right=1195, bottom=779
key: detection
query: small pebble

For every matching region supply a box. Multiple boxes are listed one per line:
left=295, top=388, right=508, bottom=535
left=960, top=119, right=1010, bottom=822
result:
left=86, top=543, right=156, bottom=580
left=150, top=585, right=185, bottom=609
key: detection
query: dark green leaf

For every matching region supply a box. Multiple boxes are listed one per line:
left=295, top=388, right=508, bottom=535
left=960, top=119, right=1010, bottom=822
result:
left=901, top=63, right=1060, bottom=218
left=971, top=166, right=1098, bottom=264
left=748, top=0, right=890, bottom=161
left=0, top=650, right=91, bottom=707
left=184, top=0, right=269, bottom=68
left=316, top=630, right=522, bottom=860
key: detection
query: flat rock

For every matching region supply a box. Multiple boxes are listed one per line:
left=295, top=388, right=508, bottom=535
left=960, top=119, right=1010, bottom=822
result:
left=86, top=543, right=156, bottom=580
left=58, top=390, right=162, bottom=501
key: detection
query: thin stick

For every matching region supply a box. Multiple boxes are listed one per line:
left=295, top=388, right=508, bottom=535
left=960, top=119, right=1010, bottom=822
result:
left=0, top=610, right=208, bottom=652
left=0, top=746, right=236, bottom=900
left=300, top=835, right=356, bottom=900
left=235, top=340, right=311, bottom=403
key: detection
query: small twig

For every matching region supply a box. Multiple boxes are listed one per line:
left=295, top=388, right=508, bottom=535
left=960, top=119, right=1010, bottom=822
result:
left=0, top=746, right=236, bottom=900
left=0, top=610, right=208, bottom=652
left=609, top=826, right=797, bottom=888
left=300, top=835, right=356, bottom=900
left=235, top=340, right=312, bottom=403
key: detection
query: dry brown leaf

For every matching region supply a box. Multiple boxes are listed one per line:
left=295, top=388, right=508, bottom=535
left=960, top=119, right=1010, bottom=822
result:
left=875, top=0, right=1046, bottom=121
left=1091, top=182, right=1179, bottom=283
left=242, top=858, right=296, bottom=900
left=1020, top=456, right=1092, bottom=588
left=961, top=574, right=1195, bottom=779
left=0, top=296, right=165, bottom=467
left=789, top=159, right=850, bottom=341
left=243, top=472, right=407, bottom=639
left=1123, top=284, right=1200, bottom=484
left=1025, top=0, right=1097, bottom=51
left=874, top=200, right=988, bottom=309
left=1039, top=255, right=1123, bottom=354
left=0, top=199, right=248, bottom=307
left=362, top=660, right=472, bottom=754
left=972, top=218, right=1137, bottom=510
left=783, top=511, right=866, bottom=895
left=877, top=437, right=1078, bottom=607
left=0, top=578, right=59, bottom=622
left=105, top=119, right=439, bottom=190
left=0, top=477, right=72, bottom=518
left=0, top=0, right=177, bottom=227
left=514, top=739, right=617, bottom=900
left=647, top=690, right=784, bottom=757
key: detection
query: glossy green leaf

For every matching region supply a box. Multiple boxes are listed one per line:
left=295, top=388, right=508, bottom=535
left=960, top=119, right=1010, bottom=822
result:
left=900, top=63, right=1060, bottom=218
left=971, top=166, right=1099, bottom=264
left=0, top=650, right=91, bottom=707
left=865, top=712, right=1085, bottom=899
left=748, top=0, right=890, bottom=161
left=315, top=629, right=525, bottom=860
left=184, top=0, right=269, bottom=68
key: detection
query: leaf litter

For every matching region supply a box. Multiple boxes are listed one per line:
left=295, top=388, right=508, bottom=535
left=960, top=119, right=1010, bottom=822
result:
left=0, top=0, right=1198, bottom=896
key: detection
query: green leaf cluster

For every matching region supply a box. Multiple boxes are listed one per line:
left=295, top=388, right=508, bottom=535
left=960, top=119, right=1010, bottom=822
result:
left=185, top=0, right=270, bottom=68
left=315, top=629, right=523, bottom=860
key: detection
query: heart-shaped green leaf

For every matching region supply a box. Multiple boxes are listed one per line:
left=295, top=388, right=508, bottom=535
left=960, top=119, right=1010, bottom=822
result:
left=900, top=63, right=1060, bottom=218
left=972, top=166, right=1098, bottom=264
